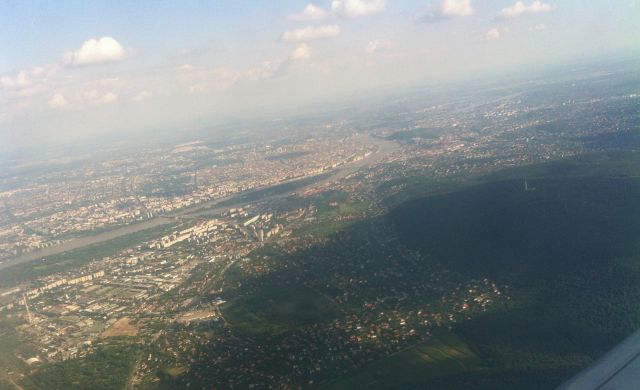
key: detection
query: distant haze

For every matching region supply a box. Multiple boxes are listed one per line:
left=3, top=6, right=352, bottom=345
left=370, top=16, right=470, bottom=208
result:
left=1, top=0, right=638, bottom=151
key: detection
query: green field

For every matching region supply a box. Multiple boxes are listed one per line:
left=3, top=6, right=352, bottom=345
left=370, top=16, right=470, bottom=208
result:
left=326, top=332, right=483, bottom=389
left=23, top=341, right=140, bottom=390
left=221, top=284, right=341, bottom=336
left=0, top=320, right=38, bottom=389
left=298, top=190, right=371, bottom=236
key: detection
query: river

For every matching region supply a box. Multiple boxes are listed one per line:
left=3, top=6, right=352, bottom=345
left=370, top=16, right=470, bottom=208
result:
left=0, top=135, right=400, bottom=271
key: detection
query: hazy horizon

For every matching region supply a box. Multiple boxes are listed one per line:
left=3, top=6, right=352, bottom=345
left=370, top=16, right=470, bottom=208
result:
left=1, top=0, right=638, bottom=152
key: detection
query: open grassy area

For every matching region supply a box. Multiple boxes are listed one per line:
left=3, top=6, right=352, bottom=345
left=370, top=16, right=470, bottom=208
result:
left=101, top=317, right=138, bottom=338
left=163, top=366, right=187, bottom=379
left=326, top=332, right=482, bottom=389
left=23, top=341, right=140, bottom=390
left=0, top=320, right=37, bottom=389
left=221, top=284, right=341, bottom=336
left=299, top=191, right=371, bottom=237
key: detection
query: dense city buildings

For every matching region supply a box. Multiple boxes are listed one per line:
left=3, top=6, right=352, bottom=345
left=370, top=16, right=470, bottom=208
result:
left=0, top=68, right=638, bottom=388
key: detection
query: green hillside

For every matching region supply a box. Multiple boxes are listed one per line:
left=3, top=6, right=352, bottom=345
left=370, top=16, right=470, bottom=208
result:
left=385, top=156, right=640, bottom=388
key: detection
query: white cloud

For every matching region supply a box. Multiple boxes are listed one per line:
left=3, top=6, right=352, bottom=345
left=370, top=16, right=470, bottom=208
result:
left=209, top=68, right=241, bottom=90
left=290, top=43, right=312, bottom=60
left=441, top=0, right=474, bottom=17
left=365, top=39, right=394, bottom=54
left=212, top=68, right=241, bottom=90
left=529, top=23, right=547, bottom=31
left=130, top=90, right=151, bottom=102
left=331, top=0, right=387, bottom=18
left=1, top=70, right=30, bottom=89
left=485, top=28, right=501, bottom=41
left=83, top=89, right=99, bottom=101
left=418, top=0, right=474, bottom=22
left=31, top=67, right=45, bottom=76
left=48, top=93, right=67, bottom=109
left=289, top=4, right=329, bottom=21
left=64, top=37, right=126, bottom=66
left=1, top=67, right=58, bottom=101
left=15, top=71, right=29, bottom=87
left=485, top=27, right=509, bottom=41
left=178, top=64, right=195, bottom=72
left=246, top=60, right=282, bottom=80
left=179, top=66, right=241, bottom=93
left=99, top=92, right=118, bottom=104
left=282, top=25, right=341, bottom=43
left=290, top=0, right=385, bottom=21
left=497, top=1, right=553, bottom=19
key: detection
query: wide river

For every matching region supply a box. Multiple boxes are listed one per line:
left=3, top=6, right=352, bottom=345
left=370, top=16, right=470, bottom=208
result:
left=0, top=135, right=400, bottom=271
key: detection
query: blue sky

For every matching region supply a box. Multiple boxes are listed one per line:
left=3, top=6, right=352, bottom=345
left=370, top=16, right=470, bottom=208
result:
left=1, top=0, right=638, bottom=150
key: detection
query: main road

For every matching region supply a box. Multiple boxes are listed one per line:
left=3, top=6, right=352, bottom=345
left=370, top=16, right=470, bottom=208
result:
left=0, top=135, right=400, bottom=271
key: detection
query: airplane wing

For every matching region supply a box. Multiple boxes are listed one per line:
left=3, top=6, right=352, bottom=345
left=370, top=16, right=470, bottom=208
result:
left=558, top=330, right=640, bottom=389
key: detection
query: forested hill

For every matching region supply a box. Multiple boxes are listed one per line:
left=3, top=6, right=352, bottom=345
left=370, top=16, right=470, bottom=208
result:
left=384, top=152, right=640, bottom=388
